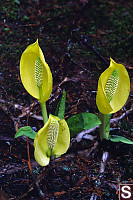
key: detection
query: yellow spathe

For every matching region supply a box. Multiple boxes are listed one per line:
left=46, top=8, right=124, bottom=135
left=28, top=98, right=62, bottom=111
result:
left=96, top=58, right=130, bottom=114
left=20, top=39, right=53, bottom=103
left=34, top=114, right=70, bottom=166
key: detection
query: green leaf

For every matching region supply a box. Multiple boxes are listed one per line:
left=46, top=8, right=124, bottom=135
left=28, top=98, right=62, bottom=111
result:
left=15, top=126, right=37, bottom=139
left=55, top=90, right=66, bottom=119
left=109, top=135, right=133, bottom=145
left=66, top=113, right=101, bottom=138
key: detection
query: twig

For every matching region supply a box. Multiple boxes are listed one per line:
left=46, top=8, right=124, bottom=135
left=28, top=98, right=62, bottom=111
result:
left=76, top=126, right=98, bottom=142
left=26, top=101, right=37, bottom=173
left=0, top=136, right=15, bottom=141
left=81, top=36, right=109, bottom=64
left=0, top=100, right=19, bottom=131
left=31, top=173, right=46, bottom=200
left=14, top=172, right=47, bottom=200
left=99, top=151, right=109, bottom=173
left=26, top=103, right=45, bottom=199
left=0, top=99, right=42, bottom=130
left=72, top=2, right=88, bottom=26
left=85, top=141, right=98, bottom=157
left=26, top=137, right=33, bottom=173
left=90, top=193, right=98, bottom=200
left=0, top=161, right=38, bottom=175
left=0, top=148, right=28, bottom=163
left=0, top=99, right=46, bottom=199
left=110, top=106, right=133, bottom=123
left=89, top=152, right=109, bottom=200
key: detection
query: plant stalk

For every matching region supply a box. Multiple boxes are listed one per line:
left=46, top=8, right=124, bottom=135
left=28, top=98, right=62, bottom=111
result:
left=40, top=102, right=48, bottom=125
left=99, top=113, right=109, bottom=141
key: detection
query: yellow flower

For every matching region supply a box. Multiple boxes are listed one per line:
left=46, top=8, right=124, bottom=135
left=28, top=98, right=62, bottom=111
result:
left=34, top=114, right=70, bottom=166
left=96, top=58, right=130, bottom=114
left=20, top=39, right=53, bottom=103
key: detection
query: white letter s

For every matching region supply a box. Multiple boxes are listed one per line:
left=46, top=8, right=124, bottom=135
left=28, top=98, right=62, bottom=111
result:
left=121, top=186, right=131, bottom=199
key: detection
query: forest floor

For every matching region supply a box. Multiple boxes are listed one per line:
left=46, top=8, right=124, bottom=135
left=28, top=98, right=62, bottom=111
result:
left=0, top=0, right=133, bottom=199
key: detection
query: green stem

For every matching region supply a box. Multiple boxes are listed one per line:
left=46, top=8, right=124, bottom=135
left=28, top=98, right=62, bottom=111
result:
left=99, top=113, right=109, bottom=141
left=40, top=102, right=48, bottom=125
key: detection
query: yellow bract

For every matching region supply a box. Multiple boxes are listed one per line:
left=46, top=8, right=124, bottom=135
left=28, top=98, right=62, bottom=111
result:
left=96, top=58, right=130, bottom=114
left=20, top=39, right=53, bottom=103
left=34, top=114, right=70, bottom=166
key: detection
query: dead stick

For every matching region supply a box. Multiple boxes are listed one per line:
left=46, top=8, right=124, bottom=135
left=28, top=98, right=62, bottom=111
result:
left=26, top=103, right=45, bottom=199
left=0, top=148, right=27, bottom=163
left=82, top=37, right=108, bottom=64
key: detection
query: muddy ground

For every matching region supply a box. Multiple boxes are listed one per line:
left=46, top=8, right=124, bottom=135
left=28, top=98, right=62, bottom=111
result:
left=0, top=0, right=133, bottom=199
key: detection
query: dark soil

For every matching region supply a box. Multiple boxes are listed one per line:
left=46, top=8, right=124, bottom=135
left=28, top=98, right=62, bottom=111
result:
left=0, top=0, right=133, bottom=199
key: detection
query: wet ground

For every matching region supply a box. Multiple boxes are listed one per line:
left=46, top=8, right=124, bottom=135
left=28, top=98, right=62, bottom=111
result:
left=0, top=0, right=133, bottom=199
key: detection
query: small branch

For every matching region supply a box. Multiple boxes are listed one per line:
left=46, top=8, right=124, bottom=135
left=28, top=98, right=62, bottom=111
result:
left=0, top=99, right=43, bottom=131
left=85, top=141, right=98, bottom=157
left=110, top=106, right=133, bottom=123
left=90, top=151, right=109, bottom=200
left=0, top=136, right=15, bottom=141
left=0, top=148, right=28, bottom=163
left=14, top=172, right=47, bottom=200
left=0, top=161, right=38, bottom=175
left=26, top=103, right=45, bottom=199
left=90, top=193, right=98, bottom=200
left=76, top=126, right=98, bottom=142
left=99, top=151, right=109, bottom=173
left=26, top=137, right=33, bottom=173
left=31, top=173, right=45, bottom=200
left=72, top=2, right=88, bottom=26
left=81, top=36, right=109, bottom=64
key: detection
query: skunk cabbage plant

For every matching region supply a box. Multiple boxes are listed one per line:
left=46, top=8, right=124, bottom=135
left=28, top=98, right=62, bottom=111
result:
left=20, top=39, right=53, bottom=103
left=34, top=114, right=70, bottom=166
left=96, top=58, right=130, bottom=114
left=96, top=58, right=130, bottom=140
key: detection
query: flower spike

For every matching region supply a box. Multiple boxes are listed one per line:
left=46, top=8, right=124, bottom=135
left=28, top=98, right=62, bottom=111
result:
left=105, top=69, right=119, bottom=103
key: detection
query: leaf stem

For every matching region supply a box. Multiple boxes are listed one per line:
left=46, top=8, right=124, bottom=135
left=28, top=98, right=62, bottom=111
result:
left=99, top=113, right=109, bottom=141
left=40, top=102, right=48, bottom=125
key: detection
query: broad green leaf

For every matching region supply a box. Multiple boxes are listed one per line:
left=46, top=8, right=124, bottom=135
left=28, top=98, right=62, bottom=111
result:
left=66, top=113, right=101, bottom=138
left=15, top=126, right=37, bottom=139
left=109, top=135, right=133, bottom=145
left=55, top=90, right=66, bottom=119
